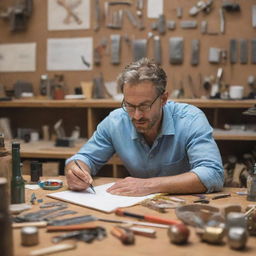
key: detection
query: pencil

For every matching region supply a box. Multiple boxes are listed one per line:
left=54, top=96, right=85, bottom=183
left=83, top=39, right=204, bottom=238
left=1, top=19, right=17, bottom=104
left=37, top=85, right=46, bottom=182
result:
left=73, top=159, right=96, bottom=193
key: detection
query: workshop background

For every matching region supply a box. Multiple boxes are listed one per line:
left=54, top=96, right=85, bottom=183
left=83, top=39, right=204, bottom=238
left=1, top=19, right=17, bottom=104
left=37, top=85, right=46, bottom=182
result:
left=0, top=0, right=255, bottom=185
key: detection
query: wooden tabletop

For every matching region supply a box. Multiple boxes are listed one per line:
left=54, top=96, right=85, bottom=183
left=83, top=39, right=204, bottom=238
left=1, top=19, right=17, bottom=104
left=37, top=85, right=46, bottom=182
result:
left=13, top=177, right=256, bottom=256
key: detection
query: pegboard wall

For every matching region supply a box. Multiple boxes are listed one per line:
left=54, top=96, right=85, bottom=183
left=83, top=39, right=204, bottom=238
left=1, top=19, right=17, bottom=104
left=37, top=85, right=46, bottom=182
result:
left=0, top=0, right=255, bottom=97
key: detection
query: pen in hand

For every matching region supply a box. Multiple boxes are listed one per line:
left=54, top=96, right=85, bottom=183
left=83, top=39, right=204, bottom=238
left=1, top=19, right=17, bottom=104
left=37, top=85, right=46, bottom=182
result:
left=73, top=159, right=96, bottom=194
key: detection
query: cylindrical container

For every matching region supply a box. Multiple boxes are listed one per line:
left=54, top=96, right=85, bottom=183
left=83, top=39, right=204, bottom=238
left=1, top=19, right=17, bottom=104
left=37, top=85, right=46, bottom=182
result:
left=21, top=226, right=39, bottom=246
left=229, top=85, right=244, bottom=99
left=30, top=161, right=42, bottom=182
left=0, top=133, right=12, bottom=203
left=228, top=227, right=248, bottom=250
left=0, top=177, right=13, bottom=256
left=226, top=212, right=247, bottom=230
left=247, top=164, right=256, bottom=202
left=11, top=142, right=25, bottom=204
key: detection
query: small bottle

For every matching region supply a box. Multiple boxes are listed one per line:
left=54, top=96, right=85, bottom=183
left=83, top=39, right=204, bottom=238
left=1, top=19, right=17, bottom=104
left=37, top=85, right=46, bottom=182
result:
left=0, top=177, right=14, bottom=256
left=30, top=161, right=42, bottom=182
left=11, top=142, right=25, bottom=204
left=0, top=133, right=12, bottom=203
left=247, top=163, right=256, bottom=202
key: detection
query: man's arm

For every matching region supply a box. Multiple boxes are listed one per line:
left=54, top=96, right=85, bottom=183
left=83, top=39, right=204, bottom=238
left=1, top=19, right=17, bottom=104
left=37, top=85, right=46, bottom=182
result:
left=107, top=172, right=206, bottom=196
left=65, top=160, right=93, bottom=191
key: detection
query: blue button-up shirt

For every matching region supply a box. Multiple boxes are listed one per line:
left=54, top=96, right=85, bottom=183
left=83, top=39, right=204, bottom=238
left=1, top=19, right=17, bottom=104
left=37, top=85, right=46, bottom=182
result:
left=67, top=101, right=224, bottom=193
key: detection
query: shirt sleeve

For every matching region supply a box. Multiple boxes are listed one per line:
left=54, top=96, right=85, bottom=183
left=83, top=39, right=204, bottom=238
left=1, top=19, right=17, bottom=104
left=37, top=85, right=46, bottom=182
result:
left=185, top=112, right=224, bottom=193
left=66, top=117, right=115, bottom=176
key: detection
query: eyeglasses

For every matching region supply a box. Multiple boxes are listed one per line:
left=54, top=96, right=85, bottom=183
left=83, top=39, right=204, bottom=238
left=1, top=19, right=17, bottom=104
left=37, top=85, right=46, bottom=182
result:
left=122, top=93, right=162, bottom=113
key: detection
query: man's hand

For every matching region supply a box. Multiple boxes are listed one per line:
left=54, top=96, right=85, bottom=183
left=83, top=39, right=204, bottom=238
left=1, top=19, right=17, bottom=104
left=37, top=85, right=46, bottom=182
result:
left=65, top=161, right=93, bottom=191
left=106, top=177, right=156, bottom=196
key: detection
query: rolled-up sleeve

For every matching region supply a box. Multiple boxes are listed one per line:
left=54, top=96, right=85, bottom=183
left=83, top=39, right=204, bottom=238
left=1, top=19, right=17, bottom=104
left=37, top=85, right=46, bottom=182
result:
left=185, top=112, right=224, bottom=193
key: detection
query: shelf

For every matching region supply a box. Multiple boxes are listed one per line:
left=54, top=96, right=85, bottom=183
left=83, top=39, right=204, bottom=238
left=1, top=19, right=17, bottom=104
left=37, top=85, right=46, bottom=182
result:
left=213, top=129, right=256, bottom=141
left=5, top=140, right=123, bottom=165
left=0, top=98, right=255, bottom=108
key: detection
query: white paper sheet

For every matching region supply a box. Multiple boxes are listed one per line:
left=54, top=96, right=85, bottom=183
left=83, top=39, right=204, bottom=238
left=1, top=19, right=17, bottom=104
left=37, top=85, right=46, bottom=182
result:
left=147, top=0, right=163, bottom=18
left=48, top=0, right=90, bottom=31
left=47, top=182, right=156, bottom=213
left=47, top=37, right=93, bottom=71
left=0, top=43, right=36, bottom=72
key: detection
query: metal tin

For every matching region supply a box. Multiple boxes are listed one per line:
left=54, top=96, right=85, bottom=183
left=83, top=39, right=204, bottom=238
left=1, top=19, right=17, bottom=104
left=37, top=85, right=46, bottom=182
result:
left=21, top=226, right=39, bottom=246
left=199, top=226, right=225, bottom=244
left=228, top=227, right=248, bottom=250
left=226, top=212, right=247, bottom=230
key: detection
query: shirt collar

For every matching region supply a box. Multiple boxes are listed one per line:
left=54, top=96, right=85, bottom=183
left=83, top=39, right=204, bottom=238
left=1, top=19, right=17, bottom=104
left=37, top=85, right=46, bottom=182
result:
left=130, top=103, right=175, bottom=140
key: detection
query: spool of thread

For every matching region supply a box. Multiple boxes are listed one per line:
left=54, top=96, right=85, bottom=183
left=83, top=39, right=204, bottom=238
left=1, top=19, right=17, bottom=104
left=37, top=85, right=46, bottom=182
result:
left=30, top=161, right=42, bottom=182
left=21, top=226, right=39, bottom=246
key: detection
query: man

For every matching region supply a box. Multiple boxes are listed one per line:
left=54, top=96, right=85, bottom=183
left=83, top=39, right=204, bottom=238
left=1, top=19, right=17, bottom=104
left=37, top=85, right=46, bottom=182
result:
left=66, top=58, right=224, bottom=196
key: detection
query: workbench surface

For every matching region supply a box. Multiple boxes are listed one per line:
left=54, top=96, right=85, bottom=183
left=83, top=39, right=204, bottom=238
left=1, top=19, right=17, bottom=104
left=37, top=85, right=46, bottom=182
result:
left=13, top=177, right=256, bottom=256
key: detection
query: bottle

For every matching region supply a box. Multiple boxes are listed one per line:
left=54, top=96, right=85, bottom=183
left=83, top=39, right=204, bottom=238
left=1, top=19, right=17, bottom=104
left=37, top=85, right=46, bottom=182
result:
left=0, top=177, right=13, bottom=256
left=0, top=133, right=12, bottom=203
left=11, top=142, right=25, bottom=204
left=247, top=163, right=256, bottom=202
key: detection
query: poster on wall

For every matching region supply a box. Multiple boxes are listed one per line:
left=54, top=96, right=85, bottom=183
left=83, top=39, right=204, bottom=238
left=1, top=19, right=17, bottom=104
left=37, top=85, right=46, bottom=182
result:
left=48, top=0, right=90, bottom=31
left=47, top=37, right=93, bottom=71
left=0, top=43, right=36, bottom=72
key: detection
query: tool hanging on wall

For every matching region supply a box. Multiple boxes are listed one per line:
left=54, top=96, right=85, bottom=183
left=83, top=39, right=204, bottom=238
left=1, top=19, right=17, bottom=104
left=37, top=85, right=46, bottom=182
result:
left=251, top=39, right=256, bottom=64
left=240, top=39, right=248, bottom=64
left=110, top=34, right=121, bottom=64
left=169, top=37, right=184, bottom=65
left=132, top=39, right=147, bottom=61
left=167, top=20, right=176, bottom=30
left=189, top=0, right=213, bottom=16
left=153, top=36, right=162, bottom=65
left=191, top=39, right=200, bottom=66
left=151, top=14, right=166, bottom=35
left=94, top=38, right=108, bottom=66
left=253, top=5, right=256, bottom=28
left=94, top=0, right=101, bottom=31
left=0, top=0, right=33, bottom=31
left=180, top=21, right=197, bottom=29
left=230, top=39, right=238, bottom=64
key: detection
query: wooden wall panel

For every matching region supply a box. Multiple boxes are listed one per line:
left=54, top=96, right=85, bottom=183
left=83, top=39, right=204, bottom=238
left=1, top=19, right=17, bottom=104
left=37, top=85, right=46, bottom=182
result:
left=0, top=0, right=255, bottom=97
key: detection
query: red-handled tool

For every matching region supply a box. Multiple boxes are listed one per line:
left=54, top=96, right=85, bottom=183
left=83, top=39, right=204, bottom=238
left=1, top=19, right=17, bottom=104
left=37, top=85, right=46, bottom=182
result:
left=115, top=208, right=181, bottom=226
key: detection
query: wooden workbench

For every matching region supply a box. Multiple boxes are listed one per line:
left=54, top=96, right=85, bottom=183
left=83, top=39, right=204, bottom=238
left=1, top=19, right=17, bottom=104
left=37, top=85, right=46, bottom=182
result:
left=13, top=177, right=256, bottom=256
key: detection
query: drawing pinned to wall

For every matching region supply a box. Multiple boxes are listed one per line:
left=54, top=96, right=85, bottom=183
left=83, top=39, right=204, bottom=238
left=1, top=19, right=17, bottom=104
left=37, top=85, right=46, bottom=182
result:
left=47, top=37, right=93, bottom=71
left=48, top=0, right=90, bottom=31
left=0, top=43, right=36, bottom=72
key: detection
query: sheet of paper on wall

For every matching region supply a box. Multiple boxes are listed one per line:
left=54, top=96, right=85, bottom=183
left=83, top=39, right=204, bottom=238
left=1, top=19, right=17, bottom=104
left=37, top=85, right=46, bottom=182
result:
left=47, top=182, right=156, bottom=213
left=48, top=0, right=90, bottom=31
left=47, top=37, right=93, bottom=71
left=0, top=43, right=36, bottom=72
left=147, top=0, right=163, bottom=18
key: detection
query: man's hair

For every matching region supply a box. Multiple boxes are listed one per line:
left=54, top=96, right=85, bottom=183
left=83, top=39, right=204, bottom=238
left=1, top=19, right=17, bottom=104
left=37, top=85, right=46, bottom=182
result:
left=117, top=58, right=167, bottom=95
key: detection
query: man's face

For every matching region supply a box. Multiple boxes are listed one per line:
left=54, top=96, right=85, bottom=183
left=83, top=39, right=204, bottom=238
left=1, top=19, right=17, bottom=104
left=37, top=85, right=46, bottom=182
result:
left=123, top=81, right=167, bottom=134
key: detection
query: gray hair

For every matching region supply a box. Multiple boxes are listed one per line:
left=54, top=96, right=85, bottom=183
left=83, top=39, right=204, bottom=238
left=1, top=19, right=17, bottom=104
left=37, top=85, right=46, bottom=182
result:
left=117, top=58, right=167, bottom=95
